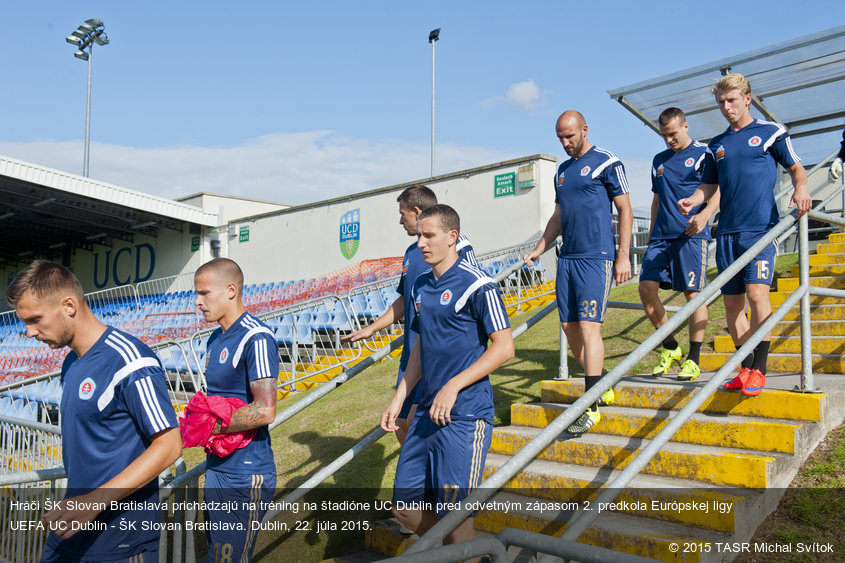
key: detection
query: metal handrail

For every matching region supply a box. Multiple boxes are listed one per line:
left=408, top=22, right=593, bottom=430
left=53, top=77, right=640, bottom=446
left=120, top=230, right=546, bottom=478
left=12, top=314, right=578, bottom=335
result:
left=162, top=247, right=552, bottom=496
left=260, top=291, right=560, bottom=524
left=404, top=204, right=817, bottom=554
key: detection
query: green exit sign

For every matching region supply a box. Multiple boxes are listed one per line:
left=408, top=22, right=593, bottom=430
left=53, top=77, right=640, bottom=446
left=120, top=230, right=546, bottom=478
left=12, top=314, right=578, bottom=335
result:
left=494, top=172, right=515, bottom=198
left=190, top=236, right=200, bottom=251
left=239, top=226, right=250, bottom=243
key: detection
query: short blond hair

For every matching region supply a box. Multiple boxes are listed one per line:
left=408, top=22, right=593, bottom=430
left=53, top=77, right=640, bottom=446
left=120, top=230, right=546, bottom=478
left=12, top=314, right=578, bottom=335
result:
left=712, top=73, right=751, bottom=96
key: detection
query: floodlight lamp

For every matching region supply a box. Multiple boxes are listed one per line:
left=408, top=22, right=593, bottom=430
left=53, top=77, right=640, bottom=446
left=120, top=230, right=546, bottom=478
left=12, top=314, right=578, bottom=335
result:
left=74, top=50, right=89, bottom=61
left=78, top=23, right=95, bottom=33
left=85, top=18, right=104, bottom=28
left=429, top=28, right=440, bottom=43
left=72, top=30, right=87, bottom=39
left=93, top=31, right=109, bottom=46
left=66, top=36, right=82, bottom=46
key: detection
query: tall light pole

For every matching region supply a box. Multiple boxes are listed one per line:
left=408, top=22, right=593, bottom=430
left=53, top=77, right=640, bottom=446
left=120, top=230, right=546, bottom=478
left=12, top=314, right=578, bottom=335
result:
left=66, top=18, right=109, bottom=178
left=429, top=28, right=440, bottom=178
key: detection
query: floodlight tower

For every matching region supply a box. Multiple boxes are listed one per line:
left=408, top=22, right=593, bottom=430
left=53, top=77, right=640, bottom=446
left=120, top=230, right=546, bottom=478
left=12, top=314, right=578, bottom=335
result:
left=429, top=28, right=440, bottom=178
left=65, top=18, right=109, bottom=178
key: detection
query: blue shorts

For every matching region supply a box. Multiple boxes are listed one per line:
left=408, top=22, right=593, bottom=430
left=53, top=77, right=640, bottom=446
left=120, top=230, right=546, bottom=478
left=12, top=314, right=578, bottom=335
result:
left=396, top=367, right=419, bottom=419
left=393, top=416, right=491, bottom=516
left=204, top=469, right=276, bottom=563
left=716, top=232, right=777, bottom=295
left=641, top=238, right=709, bottom=292
left=555, top=258, right=613, bottom=323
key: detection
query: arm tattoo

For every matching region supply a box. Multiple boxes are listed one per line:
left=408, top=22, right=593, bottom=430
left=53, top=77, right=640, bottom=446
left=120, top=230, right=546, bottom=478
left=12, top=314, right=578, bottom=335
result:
left=221, top=378, right=278, bottom=433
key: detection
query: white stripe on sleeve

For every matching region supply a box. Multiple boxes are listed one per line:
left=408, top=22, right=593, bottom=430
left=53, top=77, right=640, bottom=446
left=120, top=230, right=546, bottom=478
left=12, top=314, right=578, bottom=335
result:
left=134, top=376, right=167, bottom=433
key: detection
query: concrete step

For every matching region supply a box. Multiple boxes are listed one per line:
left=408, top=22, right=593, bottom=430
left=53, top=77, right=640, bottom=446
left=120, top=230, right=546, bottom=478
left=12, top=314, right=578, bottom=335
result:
left=829, top=232, right=845, bottom=244
left=808, top=252, right=845, bottom=266
left=769, top=291, right=844, bottom=306
left=364, top=518, right=534, bottom=562
left=790, top=264, right=845, bottom=277
left=541, top=380, right=824, bottom=422
left=777, top=275, right=845, bottom=292
left=511, top=402, right=804, bottom=453
left=770, top=320, right=845, bottom=337
left=364, top=495, right=733, bottom=563
left=816, top=242, right=845, bottom=254
left=474, top=491, right=730, bottom=563
left=490, top=424, right=779, bottom=488
left=483, top=454, right=756, bottom=533
left=700, top=352, right=845, bottom=374
left=713, top=334, right=845, bottom=355
left=778, top=304, right=845, bottom=321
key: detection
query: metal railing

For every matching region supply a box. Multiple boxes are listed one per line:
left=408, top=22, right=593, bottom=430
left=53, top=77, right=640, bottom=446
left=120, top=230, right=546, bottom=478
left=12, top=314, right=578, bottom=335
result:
left=7, top=175, right=841, bottom=561
left=403, top=197, right=844, bottom=560
left=155, top=245, right=559, bottom=561
left=0, top=415, right=64, bottom=563
left=136, top=272, right=196, bottom=298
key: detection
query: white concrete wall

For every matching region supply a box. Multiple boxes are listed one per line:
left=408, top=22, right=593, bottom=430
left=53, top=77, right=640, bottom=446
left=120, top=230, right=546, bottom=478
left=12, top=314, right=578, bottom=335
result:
left=219, top=155, right=558, bottom=284
left=1, top=154, right=558, bottom=298
left=178, top=193, right=289, bottom=225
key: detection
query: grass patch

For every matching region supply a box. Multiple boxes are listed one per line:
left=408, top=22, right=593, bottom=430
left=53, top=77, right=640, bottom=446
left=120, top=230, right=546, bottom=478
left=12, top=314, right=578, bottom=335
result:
left=179, top=253, right=836, bottom=561
left=738, top=424, right=845, bottom=563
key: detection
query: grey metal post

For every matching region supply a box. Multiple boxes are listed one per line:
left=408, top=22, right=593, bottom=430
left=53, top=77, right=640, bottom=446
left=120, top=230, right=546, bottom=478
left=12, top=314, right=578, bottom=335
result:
left=557, top=325, right=569, bottom=379
left=83, top=44, right=92, bottom=177
left=405, top=214, right=797, bottom=555
left=556, top=281, right=808, bottom=547
left=430, top=33, right=436, bottom=177
left=798, top=213, right=813, bottom=391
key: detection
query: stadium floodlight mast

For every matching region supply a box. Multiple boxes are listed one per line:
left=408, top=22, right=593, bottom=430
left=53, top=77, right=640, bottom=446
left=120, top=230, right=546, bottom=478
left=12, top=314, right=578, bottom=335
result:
left=429, top=27, right=440, bottom=178
left=65, top=18, right=109, bottom=178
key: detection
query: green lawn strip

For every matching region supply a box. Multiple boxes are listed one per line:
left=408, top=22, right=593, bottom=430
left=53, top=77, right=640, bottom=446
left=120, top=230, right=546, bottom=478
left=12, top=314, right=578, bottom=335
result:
left=182, top=253, right=820, bottom=561
left=736, top=424, right=845, bottom=563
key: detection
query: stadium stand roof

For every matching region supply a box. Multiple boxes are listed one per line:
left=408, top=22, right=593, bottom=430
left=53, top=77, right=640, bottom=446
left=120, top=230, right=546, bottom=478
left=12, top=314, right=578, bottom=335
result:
left=0, top=155, right=218, bottom=269
left=608, top=25, right=845, bottom=164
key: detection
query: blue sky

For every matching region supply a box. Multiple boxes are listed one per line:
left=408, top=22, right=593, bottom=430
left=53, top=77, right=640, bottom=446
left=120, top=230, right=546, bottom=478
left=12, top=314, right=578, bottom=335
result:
left=0, top=1, right=840, bottom=211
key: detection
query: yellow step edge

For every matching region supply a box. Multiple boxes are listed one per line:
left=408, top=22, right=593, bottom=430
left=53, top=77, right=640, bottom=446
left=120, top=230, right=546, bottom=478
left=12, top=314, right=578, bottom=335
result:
left=474, top=505, right=704, bottom=563
left=769, top=292, right=844, bottom=306
left=699, top=352, right=845, bottom=374
left=713, top=334, right=845, bottom=354
left=490, top=431, right=774, bottom=488
left=808, top=253, right=845, bottom=266
left=779, top=306, right=845, bottom=321
left=817, top=243, right=845, bottom=254
left=790, top=264, right=845, bottom=277
left=829, top=232, right=845, bottom=243
left=364, top=521, right=415, bottom=558
left=480, top=466, right=742, bottom=533
left=541, top=380, right=823, bottom=422
left=511, top=404, right=798, bottom=454
left=777, top=276, right=845, bottom=292
left=769, top=321, right=845, bottom=337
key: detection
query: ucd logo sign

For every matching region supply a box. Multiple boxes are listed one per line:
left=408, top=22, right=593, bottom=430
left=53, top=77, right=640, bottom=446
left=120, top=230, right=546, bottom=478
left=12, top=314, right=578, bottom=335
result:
left=339, top=208, right=360, bottom=260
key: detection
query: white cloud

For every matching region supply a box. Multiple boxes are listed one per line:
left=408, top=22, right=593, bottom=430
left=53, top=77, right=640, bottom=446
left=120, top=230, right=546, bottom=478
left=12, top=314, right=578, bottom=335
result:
left=505, top=80, right=546, bottom=111
left=482, top=79, right=549, bottom=112
left=0, top=133, right=514, bottom=206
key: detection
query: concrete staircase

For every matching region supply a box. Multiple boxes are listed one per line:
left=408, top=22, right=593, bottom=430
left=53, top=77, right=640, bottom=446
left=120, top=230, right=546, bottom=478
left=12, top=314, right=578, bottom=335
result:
left=701, top=231, right=845, bottom=374
left=360, top=234, right=845, bottom=561
left=365, top=377, right=837, bottom=561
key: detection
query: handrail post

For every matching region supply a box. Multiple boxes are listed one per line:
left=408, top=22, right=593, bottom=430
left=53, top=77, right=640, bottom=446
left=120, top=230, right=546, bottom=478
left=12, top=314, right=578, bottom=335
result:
left=798, top=212, right=814, bottom=391
left=557, top=326, right=568, bottom=380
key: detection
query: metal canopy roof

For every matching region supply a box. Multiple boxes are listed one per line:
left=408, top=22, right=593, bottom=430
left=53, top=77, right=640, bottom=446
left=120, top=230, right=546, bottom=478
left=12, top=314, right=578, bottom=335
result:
left=0, top=155, right=218, bottom=269
left=608, top=25, right=845, bottom=163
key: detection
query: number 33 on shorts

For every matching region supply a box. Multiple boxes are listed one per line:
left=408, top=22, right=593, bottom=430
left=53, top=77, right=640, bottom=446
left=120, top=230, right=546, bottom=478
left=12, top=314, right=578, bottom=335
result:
left=580, top=300, right=598, bottom=319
